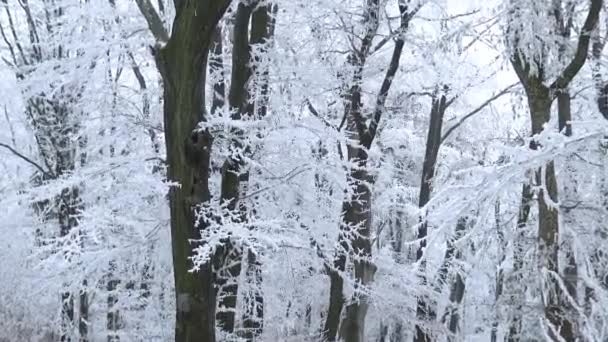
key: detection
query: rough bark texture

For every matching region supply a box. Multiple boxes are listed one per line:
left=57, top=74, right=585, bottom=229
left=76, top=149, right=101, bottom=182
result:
left=148, top=1, right=232, bottom=341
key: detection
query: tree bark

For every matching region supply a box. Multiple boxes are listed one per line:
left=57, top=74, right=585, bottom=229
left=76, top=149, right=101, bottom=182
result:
left=507, top=1, right=601, bottom=339
left=147, top=1, right=232, bottom=341
left=214, top=3, right=254, bottom=333
left=529, top=86, right=574, bottom=341
left=554, top=8, right=579, bottom=323
left=215, top=2, right=274, bottom=337
left=414, top=88, right=448, bottom=342
left=324, top=2, right=417, bottom=340
left=324, top=0, right=380, bottom=333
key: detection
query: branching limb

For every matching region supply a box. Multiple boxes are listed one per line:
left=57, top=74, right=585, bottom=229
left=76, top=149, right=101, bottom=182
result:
left=550, top=0, right=603, bottom=92
left=0, top=142, right=54, bottom=178
left=305, top=99, right=338, bottom=130
left=134, top=0, right=169, bottom=43
left=441, top=83, right=518, bottom=143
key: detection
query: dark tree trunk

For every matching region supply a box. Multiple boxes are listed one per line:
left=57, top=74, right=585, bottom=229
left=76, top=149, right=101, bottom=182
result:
left=151, top=1, right=232, bottom=341
left=443, top=272, right=465, bottom=341
left=337, top=160, right=376, bottom=342
left=414, top=88, right=448, bottom=342
left=527, top=86, right=574, bottom=341
left=554, top=8, right=579, bottom=325
left=61, top=292, right=74, bottom=342
left=324, top=2, right=416, bottom=341
left=557, top=88, right=580, bottom=337
left=507, top=1, right=601, bottom=339
left=215, top=1, right=271, bottom=335
left=323, top=2, right=380, bottom=333
left=79, top=280, right=88, bottom=342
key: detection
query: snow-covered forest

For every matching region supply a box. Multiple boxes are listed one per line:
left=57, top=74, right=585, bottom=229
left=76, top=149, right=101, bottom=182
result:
left=0, top=0, right=607, bottom=341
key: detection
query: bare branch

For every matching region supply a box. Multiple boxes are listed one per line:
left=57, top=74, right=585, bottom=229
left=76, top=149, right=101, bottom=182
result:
left=441, top=83, right=518, bottom=143
left=135, top=0, right=169, bottom=43
left=370, top=0, right=425, bottom=55
left=550, top=0, right=603, bottom=92
left=3, top=4, right=28, bottom=65
left=364, top=0, right=423, bottom=148
left=19, top=0, right=41, bottom=61
left=127, top=51, right=147, bottom=90
left=306, top=99, right=337, bottom=130
left=0, top=20, right=17, bottom=65
left=305, top=99, right=345, bottom=160
left=0, top=142, right=54, bottom=178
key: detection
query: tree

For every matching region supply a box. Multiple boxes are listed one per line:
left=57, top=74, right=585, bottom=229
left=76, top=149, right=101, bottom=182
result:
left=507, top=0, right=602, bottom=339
left=324, top=1, right=421, bottom=341
left=0, top=0, right=91, bottom=340
left=135, top=0, right=232, bottom=340
left=214, top=1, right=276, bottom=338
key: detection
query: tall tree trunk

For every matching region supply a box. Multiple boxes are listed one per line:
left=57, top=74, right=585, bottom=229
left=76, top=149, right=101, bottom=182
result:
left=324, top=2, right=416, bottom=340
left=57, top=171, right=85, bottom=342
left=337, top=150, right=376, bottom=342
left=145, top=1, right=232, bottom=341
left=524, top=86, right=576, bottom=340
left=507, top=1, right=601, bottom=339
left=215, top=1, right=255, bottom=334
left=240, top=5, right=276, bottom=340
left=554, top=8, right=579, bottom=330
left=414, top=88, right=448, bottom=342
left=215, top=2, right=275, bottom=337
left=557, top=88, right=580, bottom=337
